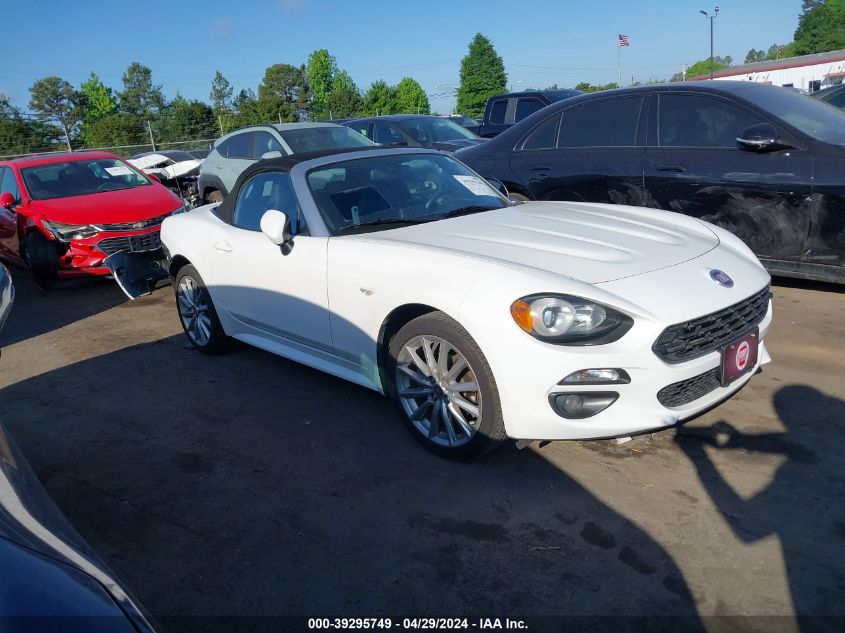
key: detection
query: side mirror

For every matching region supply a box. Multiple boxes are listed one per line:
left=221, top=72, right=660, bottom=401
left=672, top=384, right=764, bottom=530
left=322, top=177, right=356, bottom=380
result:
left=260, top=151, right=283, bottom=160
left=0, top=192, right=15, bottom=210
left=260, top=209, right=294, bottom=255
left=486, top=178, right=509, bottom=197
left=736, top=123, right=791, bottom=152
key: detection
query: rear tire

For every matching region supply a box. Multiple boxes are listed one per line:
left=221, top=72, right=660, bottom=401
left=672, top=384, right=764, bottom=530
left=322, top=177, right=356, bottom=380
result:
left=387, top=312, right=506, bottom=460
left=206, top=190, right=224, bottom=204
left=174, top=264, right=228, bottom=354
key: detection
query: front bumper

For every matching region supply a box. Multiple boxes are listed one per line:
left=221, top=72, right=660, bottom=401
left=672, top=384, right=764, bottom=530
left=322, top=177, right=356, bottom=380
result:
left=56, top=228, right=168, bottom=297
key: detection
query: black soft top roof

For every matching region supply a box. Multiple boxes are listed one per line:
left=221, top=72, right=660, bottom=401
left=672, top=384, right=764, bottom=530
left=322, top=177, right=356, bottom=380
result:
left=214, top=146, right=387, bottom=223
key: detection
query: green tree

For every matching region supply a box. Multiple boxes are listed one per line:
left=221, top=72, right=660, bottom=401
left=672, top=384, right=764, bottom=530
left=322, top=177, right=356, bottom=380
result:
left=574, top=82, right=620, bottom=93
left=28, top=76, right=82, bottom=149
left=744, top=49, right=766, bottom=63
left=232, top=88, right=263, bottom=127
left=324, top=71, right=363, bottom=119
left=209, top=71, right=233, bottom=116
left=394, top=77, right=430, bottom=114
left=456, top=33, right=506, bottom=118
left=306, top=49, right=339, bottom=117
left=362, top=80, right=397, bottom=116
left=0, top=95, right=52, bottom=154
left=156, top=95, right=217, bottom=142
left=793, top=0, right=845, bottom=55
left=674, top=56, right=733, bottom=80
left=79, top=114, right=147, bottom=147
left=766, top=42, right=797, bottom=60
left=119, top=62, right=164, bottom=116
left=79, top=72, right=118, bottom=120
left=257, top=63, right=310, bottom=122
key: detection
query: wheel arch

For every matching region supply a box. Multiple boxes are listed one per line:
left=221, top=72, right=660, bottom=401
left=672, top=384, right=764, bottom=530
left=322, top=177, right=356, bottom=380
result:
left=168, top=254, right=191, bottom=277
left=376, top=303, right=440, bottom=391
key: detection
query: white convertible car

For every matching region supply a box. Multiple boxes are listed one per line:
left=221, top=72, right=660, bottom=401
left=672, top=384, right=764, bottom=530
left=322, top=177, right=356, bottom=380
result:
left=161, top=148, right=772, bottom=459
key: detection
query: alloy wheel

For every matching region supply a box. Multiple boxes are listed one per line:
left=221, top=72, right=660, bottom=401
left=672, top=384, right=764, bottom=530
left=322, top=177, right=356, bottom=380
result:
left=395, top=335, right=482, bottom=447
left=176, top=275, right=212, bottom=347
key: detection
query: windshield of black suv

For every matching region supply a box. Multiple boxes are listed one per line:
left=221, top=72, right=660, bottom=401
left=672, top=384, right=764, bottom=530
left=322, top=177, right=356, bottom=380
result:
left=21, top=158, right=151, bottom=200
left=278, top=126, right=374, bottom=154
left=307, top=153, right=507, bottom=234
left=399, top=118, right=478, bottom=143
left=743, top=86, right=845, bottom=144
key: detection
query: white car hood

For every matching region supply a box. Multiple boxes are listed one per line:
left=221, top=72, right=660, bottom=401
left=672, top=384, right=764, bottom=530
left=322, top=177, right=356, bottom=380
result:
left=361, top=201, right=720, bottom=284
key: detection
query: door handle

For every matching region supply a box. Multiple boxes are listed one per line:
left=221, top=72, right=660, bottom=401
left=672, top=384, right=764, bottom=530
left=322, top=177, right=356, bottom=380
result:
left=215, top=163, right=224, bottom=169
left=655, top=164, right=686, bottom=173
left=530, top=165, right=552, bottom=171
left=213, top=240, right=232, bottom=252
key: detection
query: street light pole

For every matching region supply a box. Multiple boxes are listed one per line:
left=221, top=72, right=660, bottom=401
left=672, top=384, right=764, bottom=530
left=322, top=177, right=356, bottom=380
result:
left=700, top=7, right=720, bottom=80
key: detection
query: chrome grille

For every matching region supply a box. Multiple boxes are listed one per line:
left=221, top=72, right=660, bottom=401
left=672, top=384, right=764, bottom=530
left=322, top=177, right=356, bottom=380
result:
left=657, top=368, right=721, bottom=408
left=97, top=231, right=161, bottom=255
left=653, top=286, right=771, bottom=364
left=96, top=213, right=171, bottom=232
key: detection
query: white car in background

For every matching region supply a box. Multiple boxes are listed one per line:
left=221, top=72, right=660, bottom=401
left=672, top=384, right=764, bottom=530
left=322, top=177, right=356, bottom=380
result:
left=197, top=122, right=374, bottom=204
left=162, top=148, right=772, bottom=460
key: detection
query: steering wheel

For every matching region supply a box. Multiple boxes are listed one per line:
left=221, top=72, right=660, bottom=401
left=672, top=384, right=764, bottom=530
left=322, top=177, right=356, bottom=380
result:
left=424, top=191, right=450, bottom=214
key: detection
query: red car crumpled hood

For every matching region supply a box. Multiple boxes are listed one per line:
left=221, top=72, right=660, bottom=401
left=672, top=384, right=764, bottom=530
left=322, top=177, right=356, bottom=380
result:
left=28, top=184, right=182, bottom=225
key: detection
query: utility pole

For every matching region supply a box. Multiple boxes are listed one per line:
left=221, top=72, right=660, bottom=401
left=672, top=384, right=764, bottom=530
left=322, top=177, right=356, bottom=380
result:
left=700, top=7, right=720, bottom=80
left=146, top=120, right=156, bottom=151
left=682, top=61, right=687, bottom=81
left=218, top=114, right=224, bottom=136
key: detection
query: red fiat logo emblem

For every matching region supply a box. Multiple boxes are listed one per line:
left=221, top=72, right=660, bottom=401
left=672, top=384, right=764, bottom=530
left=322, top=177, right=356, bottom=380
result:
left=735, top=341, right=750, bottom=370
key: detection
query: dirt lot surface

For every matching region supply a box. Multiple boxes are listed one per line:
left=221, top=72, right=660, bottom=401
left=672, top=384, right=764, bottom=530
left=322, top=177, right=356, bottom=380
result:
left=1, top=269, right=843, bottom=632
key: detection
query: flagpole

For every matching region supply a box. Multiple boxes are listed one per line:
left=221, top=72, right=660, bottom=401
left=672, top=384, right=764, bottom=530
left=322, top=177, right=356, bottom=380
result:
left=618, top=37, right=622, bottom=86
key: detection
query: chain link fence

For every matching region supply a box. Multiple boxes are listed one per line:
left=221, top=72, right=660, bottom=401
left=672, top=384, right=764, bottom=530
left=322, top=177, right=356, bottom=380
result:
left=0, top=138, right=217, bottom=162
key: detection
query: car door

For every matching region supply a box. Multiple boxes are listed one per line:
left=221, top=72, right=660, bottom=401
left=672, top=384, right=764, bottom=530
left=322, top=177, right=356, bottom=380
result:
left=0, top=167, right=23, bottom=262
left=253, top=130, right=286, bottom=158
left=644, top=92, right=812, bottom=261
left=205, top=170, right=332, bottom=351
left=220, top=131, right=258, bottom=193
left=508, top=95, right=647, bottom=205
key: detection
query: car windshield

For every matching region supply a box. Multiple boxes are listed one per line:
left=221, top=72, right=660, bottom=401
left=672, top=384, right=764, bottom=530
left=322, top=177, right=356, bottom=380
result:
left=306, top=153, right=507, bottom=234
left=278, top=126, right=374, bottom=153
left=743, top=86, right=845, bottom=144
left=399, top=118, right=477, bottom=142
left=21, top=158, right=151, bottom=200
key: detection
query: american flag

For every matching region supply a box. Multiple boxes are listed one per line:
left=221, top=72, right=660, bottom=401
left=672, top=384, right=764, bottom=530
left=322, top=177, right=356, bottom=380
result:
left=618, top=34, right=630, bottom=47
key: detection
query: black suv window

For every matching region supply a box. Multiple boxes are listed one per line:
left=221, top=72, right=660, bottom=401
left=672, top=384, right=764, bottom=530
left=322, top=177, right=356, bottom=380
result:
left=659, top=94, right=762, bottom=148
left=826, top=90, right=845, bottom=109
left=521, top=114, right=561, bottom=150
left=515, top=97, right=546, bottom=122
left=253, top=131, right=284, bottom=159
left=225, top=132, right=255, bottom=159
left=489, top=100, right=508, bottom=124
left=233, top=171, right=300, bottom=232
left=373, top=122, right=403, bottom=145
left=558, top=97, right=642, bottom=147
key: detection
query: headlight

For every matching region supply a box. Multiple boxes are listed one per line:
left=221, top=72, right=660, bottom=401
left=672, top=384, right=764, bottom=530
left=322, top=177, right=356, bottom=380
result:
left=41, top=220, right=99, bottom=241
left=510, top=294, right=633, bottom=345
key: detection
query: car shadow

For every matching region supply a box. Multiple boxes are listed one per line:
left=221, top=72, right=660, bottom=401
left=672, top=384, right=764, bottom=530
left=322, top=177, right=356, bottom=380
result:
left=0, top=320, right=705, bottom=632
left=676, top=385, right=845, bottom=631
left=0, top=266, right=128, bottom=347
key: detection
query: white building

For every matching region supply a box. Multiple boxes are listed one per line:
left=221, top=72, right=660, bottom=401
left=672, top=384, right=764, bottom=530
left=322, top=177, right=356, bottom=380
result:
left=689, top=49, right=845, bottom=92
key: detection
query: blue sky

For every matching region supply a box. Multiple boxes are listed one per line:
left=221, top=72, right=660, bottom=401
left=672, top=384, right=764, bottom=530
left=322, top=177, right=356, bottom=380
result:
left=3, top=0, right=802, bottom=114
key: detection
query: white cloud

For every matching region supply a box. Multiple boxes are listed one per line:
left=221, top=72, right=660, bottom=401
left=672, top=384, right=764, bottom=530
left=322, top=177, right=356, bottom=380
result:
left=278, top=0, right=306, bottom=14
left=210, top=17, right=233, bottom=38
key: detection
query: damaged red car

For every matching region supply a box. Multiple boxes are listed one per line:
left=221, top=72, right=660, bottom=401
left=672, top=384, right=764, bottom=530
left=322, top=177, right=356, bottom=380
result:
left=0, top=151, right=183, bottom=297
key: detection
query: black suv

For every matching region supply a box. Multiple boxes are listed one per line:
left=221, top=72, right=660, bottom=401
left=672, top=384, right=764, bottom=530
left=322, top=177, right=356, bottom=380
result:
left=477, top=89, right=582, bottom=138
left=456, top=81, right=845, bottom=284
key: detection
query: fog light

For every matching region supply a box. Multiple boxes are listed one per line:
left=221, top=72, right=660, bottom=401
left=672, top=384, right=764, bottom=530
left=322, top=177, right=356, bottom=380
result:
left=549, top=392, right=619, bottom=419
left=560, top=368, right=631, bottom=385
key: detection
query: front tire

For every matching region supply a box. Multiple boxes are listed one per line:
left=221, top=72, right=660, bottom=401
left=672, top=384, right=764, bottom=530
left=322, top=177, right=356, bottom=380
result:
left=387, top=312, right=506, bottom=460
left=21, top=231, right=58, bottom=284
left=174, top=264, right=228, bottom=354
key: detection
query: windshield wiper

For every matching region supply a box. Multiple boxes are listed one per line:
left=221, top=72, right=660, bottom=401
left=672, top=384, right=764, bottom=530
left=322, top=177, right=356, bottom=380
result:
left=433, top=205, right=498, bottom=220
left=334, top=218, right=431, bottom=234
